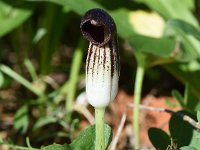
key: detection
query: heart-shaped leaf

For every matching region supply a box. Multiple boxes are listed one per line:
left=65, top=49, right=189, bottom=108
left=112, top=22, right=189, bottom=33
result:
left=41, top=143, right=71, bottom=150
left=169, top=111, right=195, bottom=148
left=148, top=127, right=171, bottom=149
left=70, top=124, right=112, bottom=150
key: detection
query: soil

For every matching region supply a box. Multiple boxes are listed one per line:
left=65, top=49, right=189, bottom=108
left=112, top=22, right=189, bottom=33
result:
left=107, top=90, right=180, bottom=149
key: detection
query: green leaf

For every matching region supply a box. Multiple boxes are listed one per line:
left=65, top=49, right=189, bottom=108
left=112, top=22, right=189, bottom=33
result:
left=32, top=28, right=47, bottom=44
left=180, top=146, right=197, bottom=150
left=0, top=64, right=43, bottom=96
left=14, top=105, right=29, bottom=134
left=164, top=63, right=200, bottom=99
left=128, top=34, right=176, bottom=58
left=24, top=59, right=38, bottom=80
left=25, top=0, right=179, bottom=61
left=197, top=111, right=200, bottom=123
left=0, top=71, right=4, bottom=88
left=189, top=130, right=200, bottom=149
left=169, top=111, right=195, bottom=148
left=139, top=0, right=200, bottom=61
left=0, top=135, right=3, bottom=144
left=166, top=19, right=200, bottom=41
left=172, top=90, right=185, bottom=107
left=165, top=19, right=200, bottom=59
left=148, top=127, right=170, bottom=149
left=111, top=8, right=135, bottom=39
left=33, top=116, right=58, bottom=131
left=0, top=1, right=33, bottom=37
left=41, top=143, right=71, bottom=150
left=25, top=0, right=134, bottom=39
left=25, top=0, right=102, bottom=16
left=140, top=0, right=198, bottom=27
left=184, top=85, right=200, bottom=112
left=174, top=85, right=200, bottom=113
left=70, top=124, right=112, bottom=150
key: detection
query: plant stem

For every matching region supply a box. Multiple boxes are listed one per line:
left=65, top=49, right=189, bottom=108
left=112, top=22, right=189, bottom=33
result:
left=95, top=107, right=105, bottom=150
left=133, top=64, right=145, bottom=149
left=65, top=40, right=83, bottom=112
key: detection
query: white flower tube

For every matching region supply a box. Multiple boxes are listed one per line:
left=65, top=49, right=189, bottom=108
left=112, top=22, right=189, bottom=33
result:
left=80, top=8, right=120, bottom=108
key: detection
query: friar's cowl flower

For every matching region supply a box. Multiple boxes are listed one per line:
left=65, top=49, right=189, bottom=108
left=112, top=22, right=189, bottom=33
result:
left=80, top=8, right=120, bottom=108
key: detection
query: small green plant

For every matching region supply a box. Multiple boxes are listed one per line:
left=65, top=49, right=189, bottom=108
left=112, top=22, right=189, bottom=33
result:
left=148, top=110, right=200, bottom=150
left=0, top=125, right=112, bottom=149
left=148, top=85, right=200, bottom=150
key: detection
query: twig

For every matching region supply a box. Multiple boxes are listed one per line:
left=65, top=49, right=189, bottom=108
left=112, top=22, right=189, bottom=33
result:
left=110, top=109, right=127, bottom=150
left=128, top=104, right=166, bottom=112
left=110, top=103, right=200, bottom=150
left=182, top=115, right=200, bottom=129
left=129, top=104, right=200, bottom=130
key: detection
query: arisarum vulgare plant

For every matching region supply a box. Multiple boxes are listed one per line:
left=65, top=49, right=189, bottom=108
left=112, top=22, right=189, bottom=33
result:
left=80, top=8, right=120, bottom=150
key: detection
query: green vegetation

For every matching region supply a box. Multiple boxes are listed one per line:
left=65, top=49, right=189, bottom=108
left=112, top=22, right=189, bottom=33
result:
left=0, top=0, right=200, bottom=149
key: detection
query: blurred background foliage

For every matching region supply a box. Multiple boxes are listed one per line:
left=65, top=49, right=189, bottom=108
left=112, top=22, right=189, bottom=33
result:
left=0, top=0, right=200, bottom=149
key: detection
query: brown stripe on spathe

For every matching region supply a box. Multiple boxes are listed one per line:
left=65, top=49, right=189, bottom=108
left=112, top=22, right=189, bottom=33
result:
left=92, top=45, right=97, bottom=77
left=97, top=46, right=101, bottom=75
left=109, top=42, right=115, bottom=78
left=87, top=43, right=93, bottom=74
left=103, top=45, right=106, bottom=71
